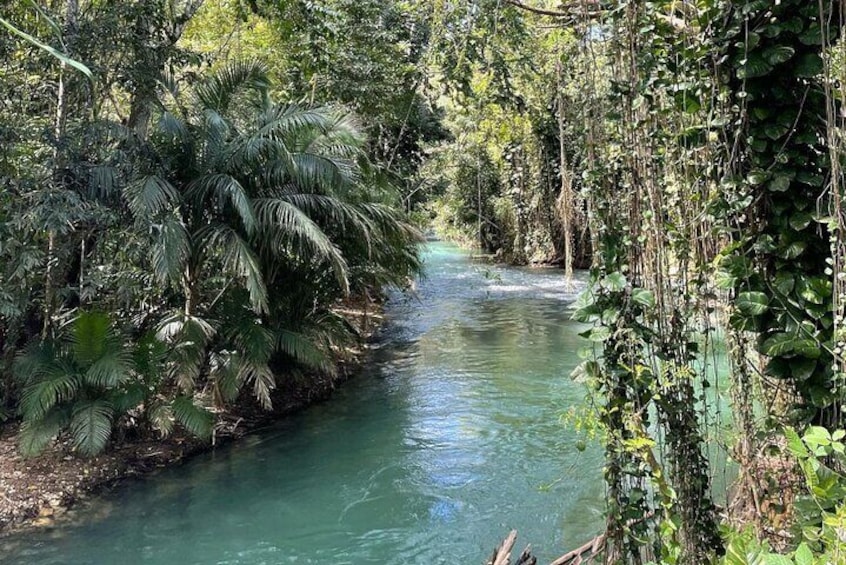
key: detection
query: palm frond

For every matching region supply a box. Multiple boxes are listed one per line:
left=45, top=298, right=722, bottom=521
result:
left=290, top=152, right=358, bottom=193
left=277, top=329, right=335, bottom=375
left=196, top=223, right=268, bottom=312
left=209, top=351, right=241, bottom=406
left=152, top=215, right=191, bottom=284
left=253, top=198, right=349, bottom=292
left=14, top=340, right=62, bottom=383
left=157, top=110, right=189, bottom=142
left=226, top=314, right=274, bottom=365
left=19, top=409, right=69, bottom=457
left=156, top=311, right=216, bottom=392
left=256, top=104, right=332, bottom=138
left=17, top=351, right=80, bottom=421
left=148, top=401, right=174, bottom=438
left=280, top=193, right=375, bottom=245
left=71, top=311, right=112, bottom=367
left=156, top=311, right=217, bottom=342
left=19, top=373, right=80, bottom=421
left=125, top=175, right=179, bottom=219
left=195, top=60, right=270, bottom=113
left=230, top=133, right=281, bottom=169
left=132, top=331, right=168, bottom=384
left=84, top=347, right=133, bottom=388
left=172, top=396, right=214, bottom=440
left=186, top=174, right=257, bottom=235
left=237, top=360, right=275, bottom=410
left=70, top=399, right=114, bottom=456
left=109, top=383, right=147, bottom=414
left=87, top=165, right=119, bottom=202
left=199, top=108, right=231, bottom=171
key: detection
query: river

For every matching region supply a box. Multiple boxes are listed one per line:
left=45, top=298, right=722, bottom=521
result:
left=2, top=241, right=606, bottom=564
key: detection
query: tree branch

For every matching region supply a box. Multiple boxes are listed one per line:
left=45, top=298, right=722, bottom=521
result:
left=503, top=0, right=600, bottom=18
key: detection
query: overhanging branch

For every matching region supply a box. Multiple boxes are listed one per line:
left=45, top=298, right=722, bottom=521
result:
left=503, top=0, right=601, bottom=19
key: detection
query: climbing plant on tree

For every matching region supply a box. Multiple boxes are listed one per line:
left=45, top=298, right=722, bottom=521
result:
left=574, top=0, right=727, bottom=562
left=717, top=0, right=842, bottom=424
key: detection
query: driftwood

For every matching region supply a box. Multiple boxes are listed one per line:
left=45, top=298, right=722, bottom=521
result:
left=548, top=533, right=605, bottom=565
left=486, top=530, right=601, bottom=565
left=488, top=511, right=660, bottom=565
left=486, top=530, right=537, bottom=565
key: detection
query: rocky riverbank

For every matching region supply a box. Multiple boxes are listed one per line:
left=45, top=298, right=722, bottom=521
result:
left=0, top=299, right=385, bottom=534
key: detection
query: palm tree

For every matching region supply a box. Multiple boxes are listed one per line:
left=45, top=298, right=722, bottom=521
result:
left=129, top=61, right=421, bottom=410
left=15, top=311, right=215, bottom=456
left=16, top=312, right=134, bottom=456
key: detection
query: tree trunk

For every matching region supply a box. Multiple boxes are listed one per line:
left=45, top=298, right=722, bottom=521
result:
left=555, top=57, right=574, bottom=281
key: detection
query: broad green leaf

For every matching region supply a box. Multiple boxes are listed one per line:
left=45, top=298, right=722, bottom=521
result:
left=785, top=427, right=809, bottom=459
left=793, top=542, right=813, bottom=565
left=782, top=241, right=806, bottom=260
left=736, top=291, right=769, bottom=316
left=761, top=333, right=796, bottom=356
left=715, top=269, right=737, bottom=290
left=763, top=45, right=795, bottom=65
left=765, top=357, right=791, bottom=379
left=794, top=340, right=822, bottom=359
left=631, top=288, right=655, bottom=308
left=737, top=54, right=773, bottom=79
left=747, top=169, right=770, bottom=186
left=768, top=175, right=792, bottom=192
left=795, top=54, right=823, bottom=77
left=790, top=357, right=817, bottom=381
left=601, top=272, right=627, bottom=292
left=773, top=272, right=795, bottom=295
left=571, top=360, right=601, bottom=383
left=584, top=326, right=611, bottom=342
left=789, top=212, right=812, bottom=231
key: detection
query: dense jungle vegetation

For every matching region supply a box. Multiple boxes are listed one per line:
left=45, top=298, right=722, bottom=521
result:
left=4, top=1, right=846, bottom=563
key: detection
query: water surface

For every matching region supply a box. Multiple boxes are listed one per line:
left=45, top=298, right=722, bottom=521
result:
left=3, top=242, right=604, bottom=564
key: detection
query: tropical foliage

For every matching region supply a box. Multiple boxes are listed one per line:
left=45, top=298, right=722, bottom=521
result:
left=6, top=1, right=846, bottom=564
left=0, top=1, right=422, bottom=456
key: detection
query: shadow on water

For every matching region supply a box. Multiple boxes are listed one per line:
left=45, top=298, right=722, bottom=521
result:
left=1, top=241, right=606, bottom=565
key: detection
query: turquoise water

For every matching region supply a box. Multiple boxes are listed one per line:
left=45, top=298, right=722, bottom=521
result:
left=1, top=242, right=605, bottom=564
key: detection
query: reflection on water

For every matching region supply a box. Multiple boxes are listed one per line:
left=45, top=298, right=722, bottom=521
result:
left=2, top=242, right=605, bottom=564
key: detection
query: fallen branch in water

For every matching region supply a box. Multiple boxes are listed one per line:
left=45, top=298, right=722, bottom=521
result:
left=489, top=511, right=658, bottom=565
left=548, top=533, right=605, bottom=565
left=487, top=530, right=537, bottom=565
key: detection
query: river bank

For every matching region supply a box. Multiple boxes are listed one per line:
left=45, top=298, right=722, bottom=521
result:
left=0, top=298, right=385, bottom=534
